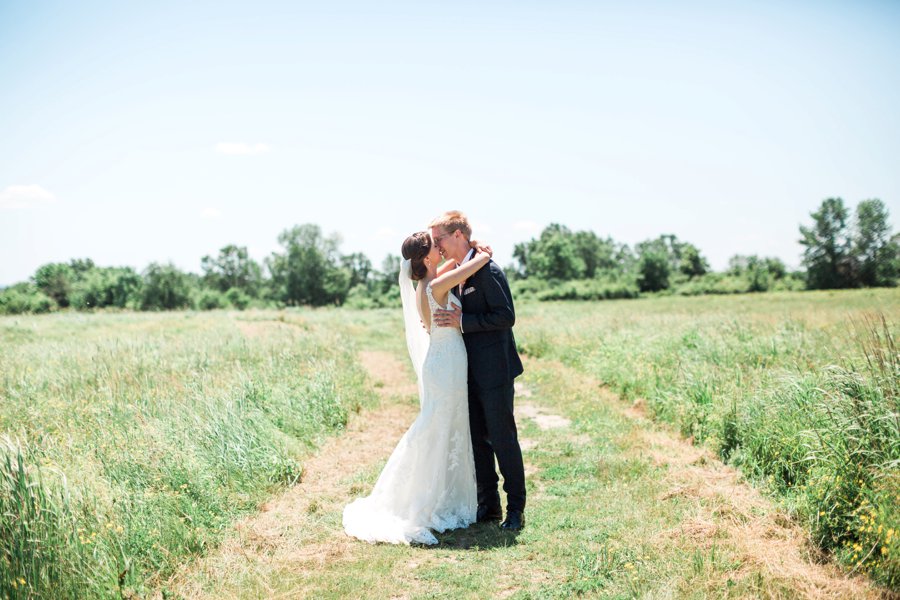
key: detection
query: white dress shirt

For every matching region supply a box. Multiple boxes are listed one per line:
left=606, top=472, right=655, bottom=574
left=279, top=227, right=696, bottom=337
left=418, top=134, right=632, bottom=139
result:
left=457, top=248, right=475, bottom=333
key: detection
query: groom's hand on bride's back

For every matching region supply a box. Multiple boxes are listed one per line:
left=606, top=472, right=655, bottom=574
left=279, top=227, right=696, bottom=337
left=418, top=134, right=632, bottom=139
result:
left=433, top=304, right=462, bottom=329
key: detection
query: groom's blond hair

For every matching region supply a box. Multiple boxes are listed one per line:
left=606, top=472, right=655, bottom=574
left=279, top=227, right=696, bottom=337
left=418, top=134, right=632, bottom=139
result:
left=429, top=211, right=471, bottom=240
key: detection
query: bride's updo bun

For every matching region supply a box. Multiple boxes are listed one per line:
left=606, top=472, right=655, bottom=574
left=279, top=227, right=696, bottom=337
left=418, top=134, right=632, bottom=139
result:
left=401, top=232, right=431, bottom=281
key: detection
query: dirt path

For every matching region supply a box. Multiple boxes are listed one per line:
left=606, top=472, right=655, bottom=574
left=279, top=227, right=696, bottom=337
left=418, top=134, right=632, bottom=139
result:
left=164, top=350, right=419, bottom=598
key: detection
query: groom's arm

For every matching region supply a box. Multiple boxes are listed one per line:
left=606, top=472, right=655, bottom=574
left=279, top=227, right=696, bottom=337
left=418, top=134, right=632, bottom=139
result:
left=460, top=262, right=516, bottom=333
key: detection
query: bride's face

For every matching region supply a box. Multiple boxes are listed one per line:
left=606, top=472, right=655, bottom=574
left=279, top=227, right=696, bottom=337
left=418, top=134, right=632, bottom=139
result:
left=426, top=241, right=441, bottom=272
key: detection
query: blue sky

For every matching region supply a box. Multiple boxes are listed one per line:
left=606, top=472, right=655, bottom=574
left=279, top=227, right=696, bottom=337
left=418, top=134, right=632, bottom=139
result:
left=2, top=0, right=899, bottom=285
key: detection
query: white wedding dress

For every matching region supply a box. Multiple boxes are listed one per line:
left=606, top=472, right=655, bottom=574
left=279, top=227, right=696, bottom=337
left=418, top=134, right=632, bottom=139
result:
left=342, top=282, right=477, bottom=545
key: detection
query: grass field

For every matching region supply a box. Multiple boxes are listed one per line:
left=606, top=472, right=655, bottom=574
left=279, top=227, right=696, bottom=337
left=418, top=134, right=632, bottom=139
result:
left=1, top=288, right=898, bottom=598
left=1, top=310, right=379, bottom=598
left=514, top=289, right=900, bottom=589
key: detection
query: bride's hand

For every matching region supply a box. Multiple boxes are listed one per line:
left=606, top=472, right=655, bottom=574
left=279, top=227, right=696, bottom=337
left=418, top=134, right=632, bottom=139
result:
left=470, top=240, right=492, bottom=258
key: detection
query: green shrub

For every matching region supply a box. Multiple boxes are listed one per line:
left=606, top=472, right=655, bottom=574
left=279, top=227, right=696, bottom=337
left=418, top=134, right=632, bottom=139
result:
left=224, top=288, right=251, bottom=310
left=140, top=263, right=194, bottom=310
left=0, top=285, right=56, bottom=314
left=342, top=283, right=400, bottom=309
left=535, top=279, right=639, bottom=301
left=69, top=267, right=142, bottom=309
left=197, top=289, right=227, bottom=310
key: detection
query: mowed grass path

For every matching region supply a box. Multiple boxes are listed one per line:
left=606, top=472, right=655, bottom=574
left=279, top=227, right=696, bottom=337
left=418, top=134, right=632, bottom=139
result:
left=165, top=290, right=895, bottom=599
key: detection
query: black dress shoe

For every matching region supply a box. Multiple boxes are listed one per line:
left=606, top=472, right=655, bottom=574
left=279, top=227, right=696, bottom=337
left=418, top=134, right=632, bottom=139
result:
left=476, top=504, right=502, bottom=523
left=500, top=510, right=525, bottom=531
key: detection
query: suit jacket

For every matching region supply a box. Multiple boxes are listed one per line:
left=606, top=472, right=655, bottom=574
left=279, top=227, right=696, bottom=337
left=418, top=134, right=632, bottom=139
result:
left=456, top=259, right=524, bottom=391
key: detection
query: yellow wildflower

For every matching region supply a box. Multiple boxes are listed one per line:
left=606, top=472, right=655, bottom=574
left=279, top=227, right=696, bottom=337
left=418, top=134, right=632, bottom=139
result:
left=882, top=547, right=888, bottom=556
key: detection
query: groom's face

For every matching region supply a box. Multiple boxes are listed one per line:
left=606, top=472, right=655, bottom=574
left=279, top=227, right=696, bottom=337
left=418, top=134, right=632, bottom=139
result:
left=430, top=226, right=465, bottom=262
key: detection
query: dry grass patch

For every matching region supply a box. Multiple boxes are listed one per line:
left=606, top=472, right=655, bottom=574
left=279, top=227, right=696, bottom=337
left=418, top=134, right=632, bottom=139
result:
left=622, top=397, right=880, bottom=599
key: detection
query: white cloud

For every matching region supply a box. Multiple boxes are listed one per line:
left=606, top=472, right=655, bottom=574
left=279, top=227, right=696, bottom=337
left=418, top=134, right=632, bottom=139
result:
left=0, top=185, right=56, bottom=210
left=215, top=142, right=271, bottom=155
left=201, top=207, right=222, bottom=219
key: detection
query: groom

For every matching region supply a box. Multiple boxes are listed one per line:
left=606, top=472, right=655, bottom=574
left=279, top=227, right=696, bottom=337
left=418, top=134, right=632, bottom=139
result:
left=430, top=211, right=526, bottom=531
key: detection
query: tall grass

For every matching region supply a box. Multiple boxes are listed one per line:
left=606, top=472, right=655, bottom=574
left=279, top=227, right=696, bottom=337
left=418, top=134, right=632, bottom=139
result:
left=515, top=289, right=900, bottom=589
left=0, top=310, right=377, bottom=598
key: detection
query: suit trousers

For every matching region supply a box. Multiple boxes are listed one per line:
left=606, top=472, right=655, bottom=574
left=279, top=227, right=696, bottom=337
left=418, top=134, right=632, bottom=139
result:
left=468, top=380, right=526, bottom=513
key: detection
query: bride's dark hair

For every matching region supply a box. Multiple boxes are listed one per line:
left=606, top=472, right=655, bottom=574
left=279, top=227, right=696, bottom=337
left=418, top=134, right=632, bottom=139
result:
left=401, top=232, right=431, bottom=281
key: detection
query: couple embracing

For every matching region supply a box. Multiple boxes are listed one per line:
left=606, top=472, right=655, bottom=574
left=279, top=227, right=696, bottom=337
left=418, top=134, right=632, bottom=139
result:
left=343, top=210, right=526, bottom=545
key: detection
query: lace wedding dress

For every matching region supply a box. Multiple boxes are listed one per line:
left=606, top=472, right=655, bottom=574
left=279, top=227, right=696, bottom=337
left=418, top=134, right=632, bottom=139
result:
left=343, top=282, right=477, bottom=545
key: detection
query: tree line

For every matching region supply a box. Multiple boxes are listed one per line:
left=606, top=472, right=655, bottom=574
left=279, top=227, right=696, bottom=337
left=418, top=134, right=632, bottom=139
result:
left=0, top=224, right=400, bottom=314
left=508, top=197, right=896, bottom=301
left=0, top=198, right=896, bottom=314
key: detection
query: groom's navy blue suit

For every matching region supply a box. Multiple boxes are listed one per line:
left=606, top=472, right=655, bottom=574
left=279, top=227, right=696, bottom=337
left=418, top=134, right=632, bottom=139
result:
left=453, top=258, right=526, bottom=514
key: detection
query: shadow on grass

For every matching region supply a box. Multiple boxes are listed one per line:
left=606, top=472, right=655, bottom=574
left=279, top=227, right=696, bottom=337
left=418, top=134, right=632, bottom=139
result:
left=427, top=521, right=521, bottom=550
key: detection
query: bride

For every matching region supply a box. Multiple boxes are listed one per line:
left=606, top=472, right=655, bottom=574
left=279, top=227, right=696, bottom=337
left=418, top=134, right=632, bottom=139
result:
left=342, top=231, right=492, bottom=545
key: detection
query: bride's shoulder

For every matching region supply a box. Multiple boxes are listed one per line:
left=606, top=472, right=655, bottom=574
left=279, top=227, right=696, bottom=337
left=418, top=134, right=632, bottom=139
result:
left=419, top=279, right=436, bottom=304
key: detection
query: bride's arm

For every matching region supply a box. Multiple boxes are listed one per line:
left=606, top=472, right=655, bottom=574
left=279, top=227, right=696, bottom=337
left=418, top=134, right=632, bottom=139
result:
left=429, top=251, right=491, bottom=300
left=436, top=240, right=490, bottom=277
left=436, top=259, right=456, bottom=277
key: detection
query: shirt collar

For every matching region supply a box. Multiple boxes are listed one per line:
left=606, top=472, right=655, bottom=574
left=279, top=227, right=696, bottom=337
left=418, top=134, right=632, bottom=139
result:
left=458, top=247, right=475, bottom=267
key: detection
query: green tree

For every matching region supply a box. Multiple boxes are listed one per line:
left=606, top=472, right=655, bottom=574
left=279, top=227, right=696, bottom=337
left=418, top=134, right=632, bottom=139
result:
left=345, top=254, right=401, bottom=308
left=799, top=198, right=852, bottom=289
left=378, top=255, right=401, bottom=293
left=68, top=258, right=95, bottom=277
left=341, top=252, right=373, bottom=289
left=728, top=255, right=786, bottom=281
left=201, top=245, right=263, bottom=296
left=140, top=263, right=194, bottom=310
left=572, top=231, right=620, bottom=278
left=33, top=262, right=75, bottom=307
left=764, top=257, right=787, bottom=280
left=745, top=256, right=770, bottom=292
left=515, top=224, right=586, bottom=280
left=852, top=199, right=897, bottom=287
left=636, top=235, right=683, bottom=272
left=70, top=267, right=142, bottom=309
left=637, top=252, right=670, bottom=292
left=268, top=224, right=350, bottom=306
left=679, top=243, right=709, bottom=278
left=635, top=234, right=708, bottom=290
